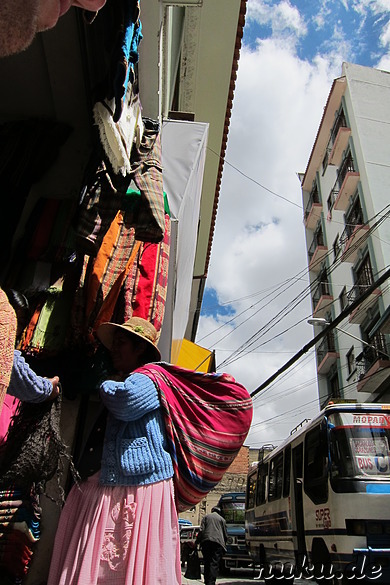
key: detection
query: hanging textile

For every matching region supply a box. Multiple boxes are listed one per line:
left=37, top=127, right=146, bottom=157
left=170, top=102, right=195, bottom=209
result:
left=25, top=280, right=73, bottom=357
left=0, top=120, right=71, bottom=266
left=76, top=120, right=165, bottom=254
left=121, top=213, right=171, bottom=336
left=93, top=89, right=144, bottom=176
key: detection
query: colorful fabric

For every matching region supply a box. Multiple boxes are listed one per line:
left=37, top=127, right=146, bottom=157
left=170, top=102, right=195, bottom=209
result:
left=123, top=214, right=171, bottom=335
left=27, top=280, right=73, bottom=356
left=110, top=0, right=142, bottom=122
left=0, top=289, right=17, bottom=416
left=47, top=473, right=181, bottom=585
left=0, top=487, right=41, bottom=584
left=0, top=396, right=19, bottom=445
left=135, top=363, right=253, bottom=512
left=76, top=123, right=165, bottom=254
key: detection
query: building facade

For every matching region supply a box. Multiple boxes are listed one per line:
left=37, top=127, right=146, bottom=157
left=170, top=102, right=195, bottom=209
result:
left=301, top=63, right=390, bottom=408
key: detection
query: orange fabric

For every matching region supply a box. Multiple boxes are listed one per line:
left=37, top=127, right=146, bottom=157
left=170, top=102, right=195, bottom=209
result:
left=91, top=240, right=141, bottom=334
left=86, top=210, right=123, bottom=319
left=20, top=302, right=43, bottom=351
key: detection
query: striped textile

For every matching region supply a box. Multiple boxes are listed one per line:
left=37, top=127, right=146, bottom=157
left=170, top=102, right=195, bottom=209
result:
left=0, top=290, right=16, bottom=416
left=0, top=487, right=41, bottom=583
left=135, top=363, right=253, bottom=512
left=122, top=214, right=171, bottom=336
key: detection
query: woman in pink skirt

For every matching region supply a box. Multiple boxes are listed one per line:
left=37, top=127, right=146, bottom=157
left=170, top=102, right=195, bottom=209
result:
left=47, top=317, right=181, bottom=585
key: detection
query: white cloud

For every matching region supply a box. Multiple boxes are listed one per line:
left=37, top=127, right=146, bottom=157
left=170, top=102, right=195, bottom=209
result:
left=197, top=40, right=338, bottom=446
left=247, top=0, right=307, bottom=50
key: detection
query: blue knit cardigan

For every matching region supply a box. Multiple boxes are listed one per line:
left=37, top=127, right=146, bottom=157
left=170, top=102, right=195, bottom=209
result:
left=99, top=372, right=173, bottom=486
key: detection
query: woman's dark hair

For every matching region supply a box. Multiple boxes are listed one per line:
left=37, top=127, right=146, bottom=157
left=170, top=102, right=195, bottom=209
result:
left=4, top=288, right=30, bottom=337
left=4, top=289, right=29, bottom=314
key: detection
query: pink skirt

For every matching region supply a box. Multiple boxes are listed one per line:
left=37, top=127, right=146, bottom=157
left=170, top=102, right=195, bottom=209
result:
left=47, top=473, right=181, bottom=585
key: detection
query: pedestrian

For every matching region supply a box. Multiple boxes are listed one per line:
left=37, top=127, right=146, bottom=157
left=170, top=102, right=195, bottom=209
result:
left=0, top=0, right=107, bottom=58
left=197, top=507, right=228, bottom=585
left=47, top=316, right=181, bottom=585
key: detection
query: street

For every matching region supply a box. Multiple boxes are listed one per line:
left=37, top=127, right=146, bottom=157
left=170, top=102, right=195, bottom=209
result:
left=181, top=567, right=308, bottom=584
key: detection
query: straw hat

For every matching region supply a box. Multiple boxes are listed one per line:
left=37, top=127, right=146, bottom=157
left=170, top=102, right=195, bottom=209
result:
left=97, top=316, right=161, bottom=362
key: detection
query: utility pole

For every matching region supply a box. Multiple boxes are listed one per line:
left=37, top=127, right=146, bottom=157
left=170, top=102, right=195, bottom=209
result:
left=250, top=267, right=390, bottom=398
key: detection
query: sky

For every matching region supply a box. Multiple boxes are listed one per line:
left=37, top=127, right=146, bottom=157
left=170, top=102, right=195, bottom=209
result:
left=195, top=0, right=390, bottom=449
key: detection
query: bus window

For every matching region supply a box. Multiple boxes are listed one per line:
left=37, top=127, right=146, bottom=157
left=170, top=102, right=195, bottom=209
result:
left=256, top=462, right=268, bottom=505
left=283, top=445, right=291, bottom=498
left=304, top=424, right=328, bottom=504
left=328, top=412, right=390, bottom=481
left=247, top=472, right=257, bottom=509
left=268, top=452, right=283, bottom=501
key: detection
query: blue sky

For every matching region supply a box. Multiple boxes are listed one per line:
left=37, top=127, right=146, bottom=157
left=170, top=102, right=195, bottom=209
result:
left=197, top=0, right=390, bottom=448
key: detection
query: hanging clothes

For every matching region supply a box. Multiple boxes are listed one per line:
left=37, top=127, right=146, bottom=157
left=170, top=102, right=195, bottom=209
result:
left=76, top=119, right=165, bottom=254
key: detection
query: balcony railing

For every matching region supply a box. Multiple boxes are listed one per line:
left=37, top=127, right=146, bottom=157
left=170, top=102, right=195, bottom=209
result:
left=316, top=332, right=339, bottom=374
left=312, top=278, right=333, bottom=317
left=330, top=153, right=360, bottom=211
left=308, top=229, right=327, bottom=272
left=328, top=110, right=351, bottom=167
left=304, top=185, right=322, bottom=229
left=339, top=202, right=368, bottom=262
left=330, top=109, right=347, bottom=146
left=356, top=336, right=390, bottom=393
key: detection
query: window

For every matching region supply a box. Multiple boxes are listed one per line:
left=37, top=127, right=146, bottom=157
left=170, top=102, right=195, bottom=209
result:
left=333, top=235, right=341, bottom=262
left=322, top=148, right=330, bottom=173
left=256, top=463, right=268, bottom=506
left=328, top=371, right=340, bottom=400
left=283, top=446, right=291, bottom=497
left=339, top=286, right=347, bottom=311
left=346, top=346, right=355, bottom=376
left=246, top=472, right=257, bottom=509
left=304, top=424, right=328, bottom=504
left=268, top=452, right=283, bottom=501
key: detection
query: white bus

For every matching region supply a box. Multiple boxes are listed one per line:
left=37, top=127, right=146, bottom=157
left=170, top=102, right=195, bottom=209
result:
left=245, top=403, right=390, bottom=583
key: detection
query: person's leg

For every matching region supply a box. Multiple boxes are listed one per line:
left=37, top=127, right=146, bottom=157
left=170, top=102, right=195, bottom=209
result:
left=201, top=543, right=212, bottom=585
left=208, top=543, right=225, bottom=585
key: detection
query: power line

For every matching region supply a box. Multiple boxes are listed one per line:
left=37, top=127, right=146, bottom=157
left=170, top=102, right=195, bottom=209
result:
left=250, top=266, right=390, bottom=398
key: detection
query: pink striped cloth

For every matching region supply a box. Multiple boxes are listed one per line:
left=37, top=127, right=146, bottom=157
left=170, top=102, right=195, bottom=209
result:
left=136, top=363, right=253, bottom=512
left=47, top=473, right=181, bottom=585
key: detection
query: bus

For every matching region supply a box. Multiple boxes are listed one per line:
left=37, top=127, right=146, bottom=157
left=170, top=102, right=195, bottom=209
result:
left=245, top=403, right=390, bottom=583
left=217, top=492, right=251, bottom=573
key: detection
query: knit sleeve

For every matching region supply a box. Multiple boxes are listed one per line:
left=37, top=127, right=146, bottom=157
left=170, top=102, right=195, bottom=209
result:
left=7, top=350, right=53, bottom=403
left=100, top=373, right=160, bottom=421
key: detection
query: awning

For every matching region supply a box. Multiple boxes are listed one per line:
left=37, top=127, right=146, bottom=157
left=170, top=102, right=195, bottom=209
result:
left=175, top=339, right=215, bottom=373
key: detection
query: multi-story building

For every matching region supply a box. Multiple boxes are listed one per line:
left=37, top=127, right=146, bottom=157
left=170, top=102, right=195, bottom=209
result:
left=301, top=62, right=390, bottom=408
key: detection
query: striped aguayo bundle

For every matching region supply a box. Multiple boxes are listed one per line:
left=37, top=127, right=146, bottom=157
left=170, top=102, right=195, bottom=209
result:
left=136, top=363, right=253, bottom=513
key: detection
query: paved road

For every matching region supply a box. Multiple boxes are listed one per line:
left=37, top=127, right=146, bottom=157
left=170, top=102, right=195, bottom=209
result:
left=181, top=567, right=308, bottom=584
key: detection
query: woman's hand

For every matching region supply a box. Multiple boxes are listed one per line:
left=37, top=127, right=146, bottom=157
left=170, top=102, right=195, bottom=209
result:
left=47, top=376, right=61, bottom=400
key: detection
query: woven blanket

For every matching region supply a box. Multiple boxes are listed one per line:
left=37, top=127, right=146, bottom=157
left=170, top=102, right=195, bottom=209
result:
left=135, top=363, right=253, bottom=512
left=0, top=290, right=16, bottom=416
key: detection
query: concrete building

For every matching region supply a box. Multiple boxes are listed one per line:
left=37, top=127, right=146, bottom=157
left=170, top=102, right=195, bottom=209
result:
left=301, top=62, right=390, bottom=408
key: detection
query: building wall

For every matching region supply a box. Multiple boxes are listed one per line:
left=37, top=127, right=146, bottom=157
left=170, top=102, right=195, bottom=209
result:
left=179, top=445, right=254, bottom=526
left=303, top=63, right=390, bottom=407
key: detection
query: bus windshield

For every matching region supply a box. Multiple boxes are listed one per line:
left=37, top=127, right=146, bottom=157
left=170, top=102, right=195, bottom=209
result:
left=328, top=411, right=390, bottom=479
left=220, top=497, right=245, bottom=524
